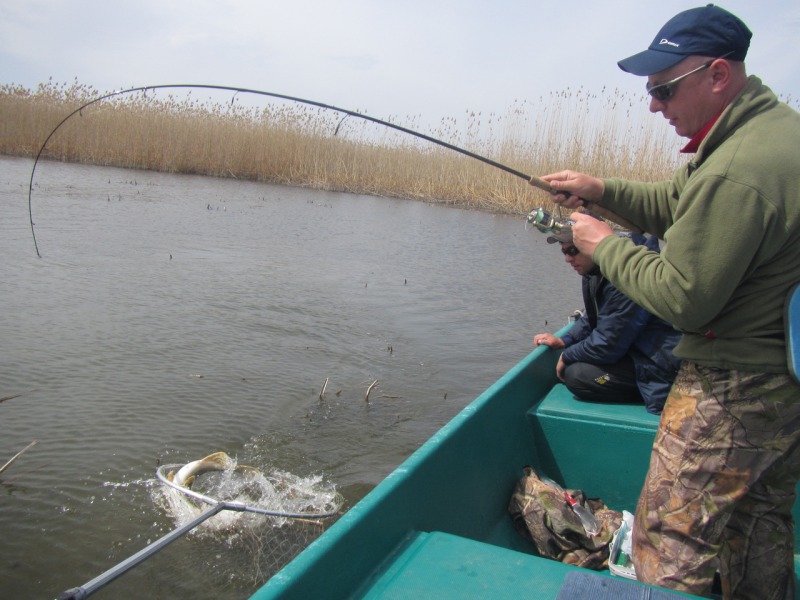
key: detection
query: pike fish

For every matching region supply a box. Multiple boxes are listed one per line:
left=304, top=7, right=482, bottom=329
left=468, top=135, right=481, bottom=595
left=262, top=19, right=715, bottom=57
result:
left=167, top=451, right=260, bottom=489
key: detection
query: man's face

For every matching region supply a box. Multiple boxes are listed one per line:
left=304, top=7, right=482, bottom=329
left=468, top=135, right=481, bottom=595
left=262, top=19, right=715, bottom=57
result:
left=561, top=243, right=596, bottom=276
left=646, top=56, right=717, bottom=138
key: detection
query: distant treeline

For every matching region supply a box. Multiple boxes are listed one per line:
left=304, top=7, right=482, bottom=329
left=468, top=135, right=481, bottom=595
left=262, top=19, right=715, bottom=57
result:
left=0, top=79, right=685, bottom=215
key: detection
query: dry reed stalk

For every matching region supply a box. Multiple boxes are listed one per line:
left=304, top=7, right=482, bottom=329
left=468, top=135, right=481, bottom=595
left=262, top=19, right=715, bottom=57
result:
left=364, top=380, right=379, bottom=402
left=0, top=440, right=37, bottom=475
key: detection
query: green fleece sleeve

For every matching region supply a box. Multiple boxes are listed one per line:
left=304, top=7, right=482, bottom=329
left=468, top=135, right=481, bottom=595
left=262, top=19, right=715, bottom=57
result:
left=600, top=176, right=680, bottom=239
left=593, top=173, right=773, bottom=333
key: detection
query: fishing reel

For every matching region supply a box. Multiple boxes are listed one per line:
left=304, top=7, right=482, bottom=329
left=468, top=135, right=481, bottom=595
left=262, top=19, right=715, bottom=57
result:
left=526, top=207, right=573, bottom=235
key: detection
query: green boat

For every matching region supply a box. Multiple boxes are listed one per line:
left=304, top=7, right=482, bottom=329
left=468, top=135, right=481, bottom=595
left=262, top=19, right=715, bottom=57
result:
left=249, top=320, right=800, bottom=600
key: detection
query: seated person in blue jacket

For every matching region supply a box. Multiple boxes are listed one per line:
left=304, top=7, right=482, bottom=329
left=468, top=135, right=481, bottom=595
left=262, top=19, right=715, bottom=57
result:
left=533, top=229, right=680, bottom=414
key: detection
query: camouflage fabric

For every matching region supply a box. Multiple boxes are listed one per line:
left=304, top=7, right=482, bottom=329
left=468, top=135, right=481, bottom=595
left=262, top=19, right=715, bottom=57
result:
left=633, top=362, right=800, bottom=600
left=509, top=466, right=622, bottom=569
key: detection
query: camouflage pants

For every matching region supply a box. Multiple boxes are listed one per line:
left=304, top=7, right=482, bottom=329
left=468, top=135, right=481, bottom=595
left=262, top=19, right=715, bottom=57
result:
left=633, top=362, right=800, bottom=600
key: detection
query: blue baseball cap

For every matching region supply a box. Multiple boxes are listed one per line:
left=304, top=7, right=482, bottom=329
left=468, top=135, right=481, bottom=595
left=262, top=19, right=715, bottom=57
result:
left=618, top=4, right=752, bottom=76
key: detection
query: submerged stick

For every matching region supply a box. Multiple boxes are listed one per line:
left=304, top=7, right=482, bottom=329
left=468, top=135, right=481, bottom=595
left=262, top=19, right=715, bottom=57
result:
left=0, top=440, right=38, bottom=475
left=319, top=377, right=329, bottom=401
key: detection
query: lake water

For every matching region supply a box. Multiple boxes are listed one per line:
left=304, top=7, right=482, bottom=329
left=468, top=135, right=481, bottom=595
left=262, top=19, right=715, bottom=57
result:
left=0, top=156, right=579, bottom=599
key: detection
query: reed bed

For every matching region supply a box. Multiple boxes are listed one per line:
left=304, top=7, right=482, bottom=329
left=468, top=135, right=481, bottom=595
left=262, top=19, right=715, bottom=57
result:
left=0, top=79, right=687, bottom=215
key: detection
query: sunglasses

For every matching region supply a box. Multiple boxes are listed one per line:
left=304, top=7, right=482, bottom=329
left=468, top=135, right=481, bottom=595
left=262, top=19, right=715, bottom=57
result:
left=646, top=52, right=733, bottom=102
left=561, top=245, right=580, bottom=257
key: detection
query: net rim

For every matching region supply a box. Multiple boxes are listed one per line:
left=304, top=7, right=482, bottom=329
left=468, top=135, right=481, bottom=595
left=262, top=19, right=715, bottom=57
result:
left=155, top=463, right=341, bottom=520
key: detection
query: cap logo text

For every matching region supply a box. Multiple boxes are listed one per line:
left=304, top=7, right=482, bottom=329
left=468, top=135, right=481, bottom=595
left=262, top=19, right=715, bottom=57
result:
left=659, top=38, right=680, bottom=48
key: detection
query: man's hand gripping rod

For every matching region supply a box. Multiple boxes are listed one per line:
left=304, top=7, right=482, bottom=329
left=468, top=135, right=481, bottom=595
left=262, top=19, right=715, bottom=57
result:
left=527, top=175, right=641, bottom=233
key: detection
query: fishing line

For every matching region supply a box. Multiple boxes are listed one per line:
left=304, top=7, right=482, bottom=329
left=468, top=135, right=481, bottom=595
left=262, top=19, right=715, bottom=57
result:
left=27, top=83, right=556, bottom=257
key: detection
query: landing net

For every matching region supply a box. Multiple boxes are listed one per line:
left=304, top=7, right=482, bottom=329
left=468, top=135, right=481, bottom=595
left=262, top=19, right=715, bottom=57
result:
left=153, top=459, right=343, bottom=583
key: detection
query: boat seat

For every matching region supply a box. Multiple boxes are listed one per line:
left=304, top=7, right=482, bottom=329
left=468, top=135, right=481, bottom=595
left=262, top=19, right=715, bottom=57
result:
left=532, top=382, right=661, bottom=430
left=526, top=384, right=660, bottom=510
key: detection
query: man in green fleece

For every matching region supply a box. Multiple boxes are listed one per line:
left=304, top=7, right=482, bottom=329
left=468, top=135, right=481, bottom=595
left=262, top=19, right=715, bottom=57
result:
left=540, top=5, right=800, bottom=599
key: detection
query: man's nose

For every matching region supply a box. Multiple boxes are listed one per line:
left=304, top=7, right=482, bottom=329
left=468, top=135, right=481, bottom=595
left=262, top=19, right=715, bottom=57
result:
left=649, top=96, right=665, bottom=113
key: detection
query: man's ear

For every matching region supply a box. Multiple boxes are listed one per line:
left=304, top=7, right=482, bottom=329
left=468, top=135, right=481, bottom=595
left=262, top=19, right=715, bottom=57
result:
left=710, top=58, right=733, bottom=92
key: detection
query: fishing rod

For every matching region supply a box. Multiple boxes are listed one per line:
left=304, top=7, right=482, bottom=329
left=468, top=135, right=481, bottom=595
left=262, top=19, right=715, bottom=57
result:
left=27, top=83, right=558, bottom=258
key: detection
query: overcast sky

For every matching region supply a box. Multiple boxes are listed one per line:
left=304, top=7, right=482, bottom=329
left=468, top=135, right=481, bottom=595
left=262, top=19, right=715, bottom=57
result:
left=2, top=1, right=798, bottom=130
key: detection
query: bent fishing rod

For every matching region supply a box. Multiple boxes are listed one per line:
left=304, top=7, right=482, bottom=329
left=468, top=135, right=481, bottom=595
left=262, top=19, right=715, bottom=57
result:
left=27, top=83, right=562, bottom=257
left=28, top=83, right=628, bottom=258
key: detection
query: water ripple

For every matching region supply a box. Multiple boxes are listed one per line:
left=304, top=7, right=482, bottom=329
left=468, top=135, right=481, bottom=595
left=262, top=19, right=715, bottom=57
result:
left=0, top=156, right=579, bottom=599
